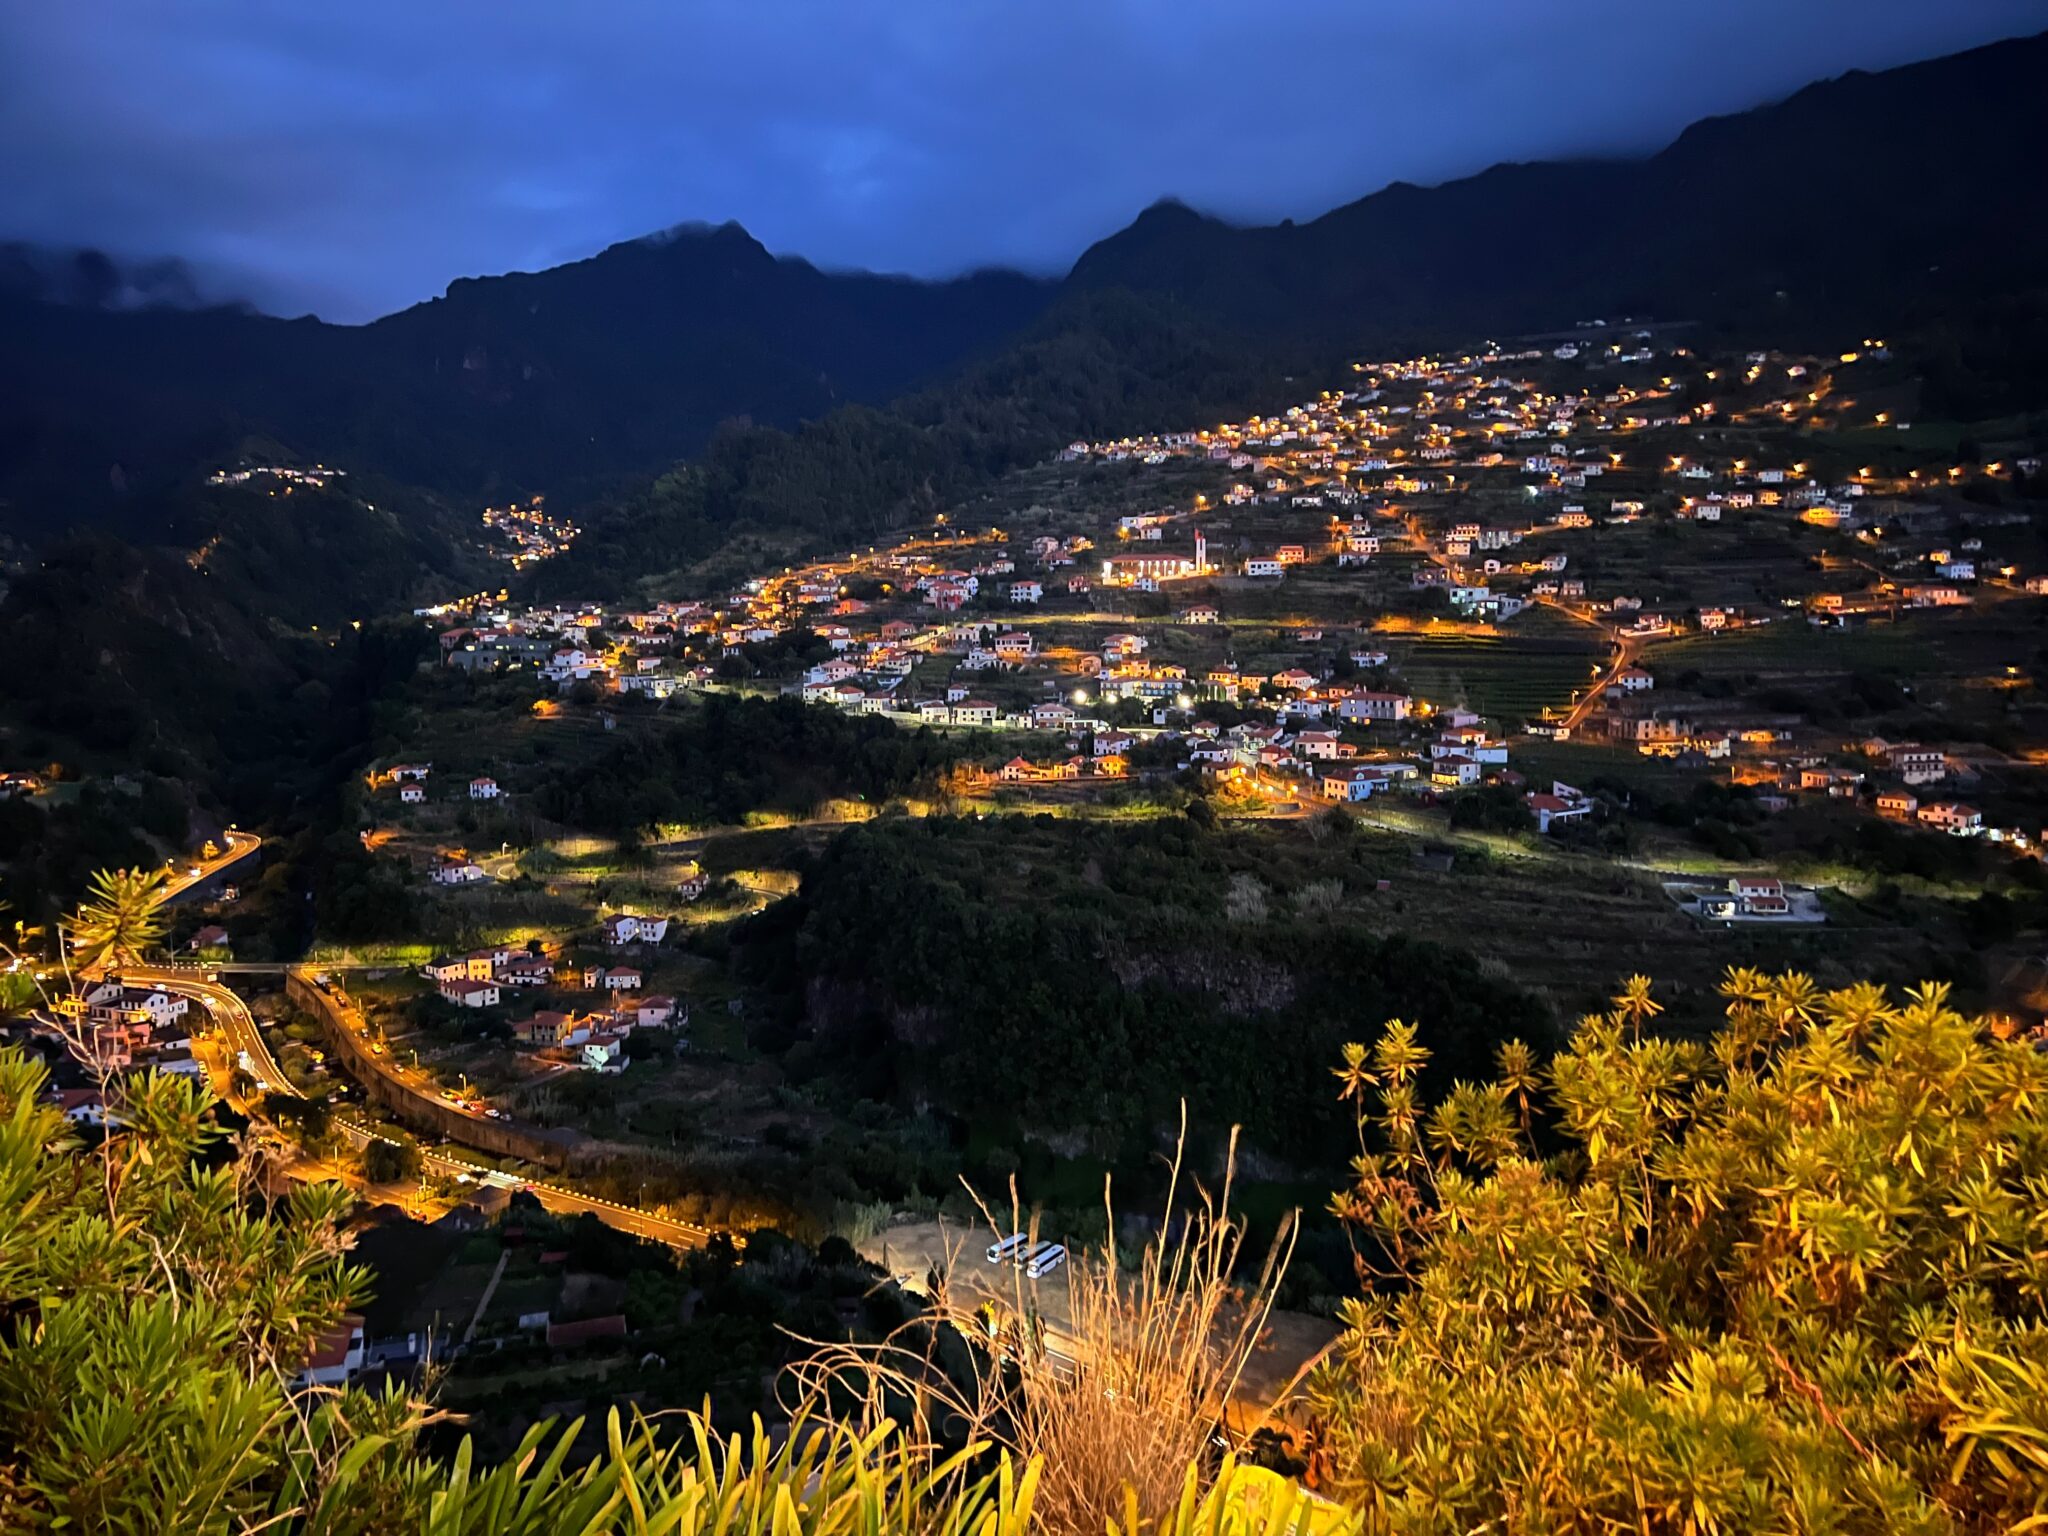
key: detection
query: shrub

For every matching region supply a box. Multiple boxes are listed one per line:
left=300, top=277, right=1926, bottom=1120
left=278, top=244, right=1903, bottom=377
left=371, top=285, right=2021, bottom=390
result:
left=1312, top=969, right=2048, bottom=1530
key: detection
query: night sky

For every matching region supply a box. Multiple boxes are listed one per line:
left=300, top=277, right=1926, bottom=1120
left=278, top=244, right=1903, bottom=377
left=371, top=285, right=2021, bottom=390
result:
left=3, top=2, right=2039, bottom=322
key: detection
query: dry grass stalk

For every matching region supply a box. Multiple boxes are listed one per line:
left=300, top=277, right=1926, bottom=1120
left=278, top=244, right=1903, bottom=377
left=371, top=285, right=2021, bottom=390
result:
left=786, top=1110, right=1300, bottom=1536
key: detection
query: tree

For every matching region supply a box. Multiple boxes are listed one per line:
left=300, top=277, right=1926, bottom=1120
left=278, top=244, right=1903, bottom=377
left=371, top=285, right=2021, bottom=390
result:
left=0, top=1051, right=368, bottom=1529
left=1312, top=969, right=2048, bottom=1530
left=1446, top=784, right=1534, bottom=835
left=63, top=865, right=168, bottom=971
left=263, top=1089, right=334, bottom=1156
left=358, top=1135, right=421, bottom=1185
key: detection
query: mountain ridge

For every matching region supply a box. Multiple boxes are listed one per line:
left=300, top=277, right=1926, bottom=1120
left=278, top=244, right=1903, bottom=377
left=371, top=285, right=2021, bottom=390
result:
left=2, top=26, right=2044, bottom=537
left=1064, top=27, right=2048, bottom=344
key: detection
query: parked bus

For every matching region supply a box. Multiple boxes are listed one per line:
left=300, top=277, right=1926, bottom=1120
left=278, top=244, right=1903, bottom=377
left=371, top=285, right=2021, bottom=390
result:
left=986, top=1232, right=1031, bottom=1265
left=1022, top=1241, right=1067, bottom=1278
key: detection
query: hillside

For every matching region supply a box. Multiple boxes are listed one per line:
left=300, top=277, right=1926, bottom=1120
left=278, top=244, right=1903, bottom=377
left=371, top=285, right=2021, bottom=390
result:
left=0, top=224, right=1054, bottom=532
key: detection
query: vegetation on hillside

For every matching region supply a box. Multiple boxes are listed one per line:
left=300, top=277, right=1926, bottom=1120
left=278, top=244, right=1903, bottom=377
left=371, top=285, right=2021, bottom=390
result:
left=531, top=693, right=977, bottom=837
left=537, top=288, right=1311, bottom=599
left=8, top=831, right=2048, bottom=1530
left=734, top=814, right=1557, bottom=1162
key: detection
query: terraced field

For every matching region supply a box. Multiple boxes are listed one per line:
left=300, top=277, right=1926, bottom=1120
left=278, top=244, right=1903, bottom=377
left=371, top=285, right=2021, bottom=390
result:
left=1643, top=601, right=2048, bottom=683
left=1384, top=629, right=1603, bottom=720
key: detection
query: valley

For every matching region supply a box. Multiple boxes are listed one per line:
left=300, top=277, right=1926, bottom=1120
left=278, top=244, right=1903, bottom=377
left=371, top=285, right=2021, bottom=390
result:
left=36, top=323, right=2042, bottom=1252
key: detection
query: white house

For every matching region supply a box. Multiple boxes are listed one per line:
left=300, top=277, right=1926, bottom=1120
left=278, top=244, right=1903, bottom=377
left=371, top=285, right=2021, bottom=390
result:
left=601, top=913, right=670, bottom=946
left=1336, top=690, right=1412, bottom=723
left=1430, top=756, right=1482, bottom=788
left=1295, top=730, right=1344, bottom=760
left=438, top=978, right=501, bottom=1009
left=468, top=777, right=501, bottom=800
left=1526, top=789, right=1591, bottom=835
left=633, top=996, right=683, bottom=1029
left=1319, top=765, right=1386, bottom=802
left=497, top=956, right=554, bottom=988
left=295, top=1316, right=367, bottom=1389
left=84, top=984, right=190, bottom=1029
left=1918, top=802, right=1983, bottom=835
left=1727, top=876, right=1789, bottom=917
left=1883, top=749, right=1945, bottom=787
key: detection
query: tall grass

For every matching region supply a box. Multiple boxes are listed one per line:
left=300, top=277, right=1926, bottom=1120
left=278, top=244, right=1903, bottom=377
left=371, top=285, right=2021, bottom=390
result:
left=791, top=1117, right=1317, bottom=1536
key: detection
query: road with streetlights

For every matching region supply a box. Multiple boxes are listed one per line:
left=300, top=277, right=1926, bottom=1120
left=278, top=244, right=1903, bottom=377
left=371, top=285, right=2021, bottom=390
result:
left=121, top=963, right=717, bottom=1252
left=333, top=1117, right=713, bottom=1250
left=1535, top=599, right=1640, bottom=731
left=117, top=962, right=289, bottom=1098
left=157, top=829, right=263, bottom=906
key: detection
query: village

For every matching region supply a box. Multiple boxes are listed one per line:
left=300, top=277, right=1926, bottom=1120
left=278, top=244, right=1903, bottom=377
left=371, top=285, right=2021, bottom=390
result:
left=166, top=325, right=2033, bottom=1126
left=402, top=329, right=2044, bottom=855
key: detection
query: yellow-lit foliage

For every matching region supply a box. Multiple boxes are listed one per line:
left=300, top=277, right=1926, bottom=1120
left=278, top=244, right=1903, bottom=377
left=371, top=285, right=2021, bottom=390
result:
left=1313, top=969, right=2048, bottom=1532
left=794, top=1124, right=1312, bottom=1536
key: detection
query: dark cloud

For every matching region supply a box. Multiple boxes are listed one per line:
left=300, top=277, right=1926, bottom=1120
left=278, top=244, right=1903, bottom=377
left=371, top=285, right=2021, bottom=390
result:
left=0, top=1, right=2037, bottom=320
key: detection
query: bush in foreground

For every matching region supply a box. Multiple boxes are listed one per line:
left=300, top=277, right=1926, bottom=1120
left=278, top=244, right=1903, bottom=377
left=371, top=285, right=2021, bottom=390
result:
left=1313, top=969, right=2048, bottom=1531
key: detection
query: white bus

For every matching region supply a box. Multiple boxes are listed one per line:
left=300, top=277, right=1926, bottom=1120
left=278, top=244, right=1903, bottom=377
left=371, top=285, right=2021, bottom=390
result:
left=1022, top=1241, right=1067, bottom=1279
left=986, top=1232, right=1031, bottom=1265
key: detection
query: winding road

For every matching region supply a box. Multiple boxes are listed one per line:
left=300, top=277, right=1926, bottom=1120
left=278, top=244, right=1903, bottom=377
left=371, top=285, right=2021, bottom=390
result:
left=118, top=963, right=290, bottom=1095
left=115, top=949, right=715, bottom=1253
left=157, top=829, right=264, bottom=906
